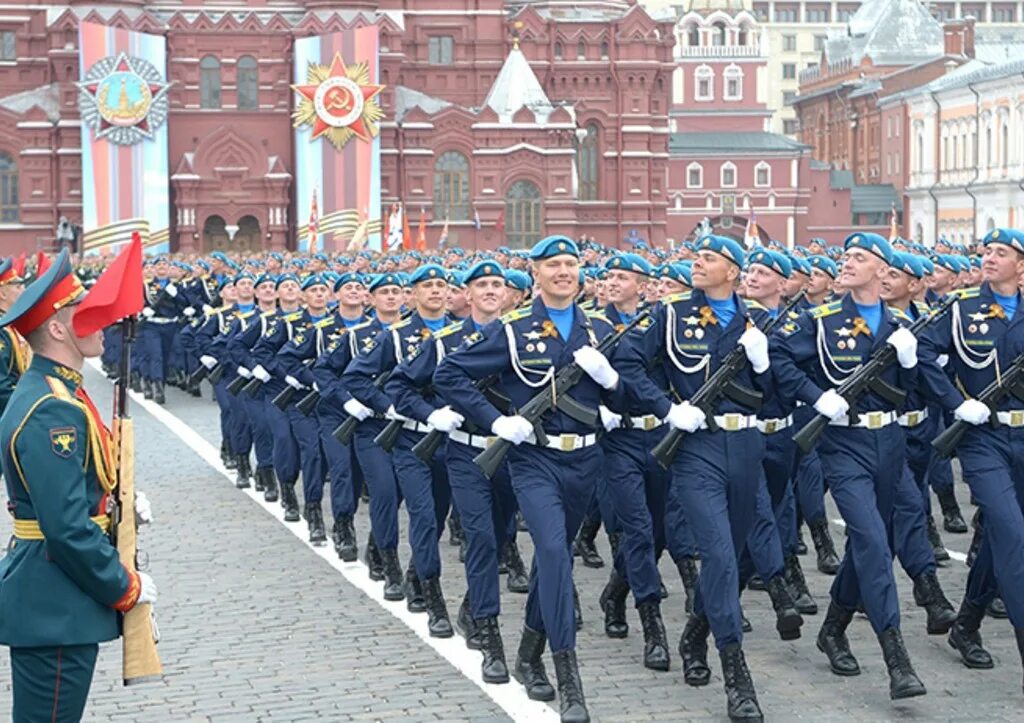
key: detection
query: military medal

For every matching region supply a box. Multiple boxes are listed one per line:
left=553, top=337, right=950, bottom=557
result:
left=847, top=338, right=856, bottom=350
left=537, top=342, right=547, bottom=353
left=694, top=328, right=704, bottom=340
left=969, top=324, right=978, bottom=333
left=526, top=343, right=535, bottom=352
left=838, top=340, right=846, bottom=350
left=684, top=329, right=693, bottom=338
left=980, top=323, right=989, bottom=334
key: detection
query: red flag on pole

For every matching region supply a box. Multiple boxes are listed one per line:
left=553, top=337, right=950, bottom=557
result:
left=72, top=232, right=144, bottom=337
left=416, top=207, right=427, bottom=251
left=495, top=208, right=505, bottom=235
left=402, top=203, right=412, bottom=251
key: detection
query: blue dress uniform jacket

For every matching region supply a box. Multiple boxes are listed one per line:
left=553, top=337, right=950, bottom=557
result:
left=918, top=283, right=1024, bottom=627
left=312, top=317, right=387, bottom=410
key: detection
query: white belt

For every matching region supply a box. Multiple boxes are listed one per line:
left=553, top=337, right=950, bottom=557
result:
left=146, top=316, right=178, bottom=324
left=757, top=415, right=794, bottom=434
left=996, top=410, right=1024, bottom=427
left=700, top=413, right=758, bottom=432
left=829, top=410, right=898, bottom=429
left=623, top=414, right=664, bottom=431
left=401, top=419, right=432, bottom=434
left=527, top=432, right=598, bottom=451
left=898, top=409, right=929, bottom=428
left=448, top=429, right=496, bottom=449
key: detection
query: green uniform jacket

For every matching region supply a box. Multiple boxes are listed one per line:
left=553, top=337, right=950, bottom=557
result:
left=0, top=355, right=132, bottom=647
left=0, top=327, right=28, bottom=415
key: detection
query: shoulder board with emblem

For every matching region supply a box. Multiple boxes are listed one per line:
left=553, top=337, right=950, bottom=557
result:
left=434, top=320, right=465, bottom=339
left=743, top=299, right=768, bottom=311
left=888, top=306, right=911, bottom=321
left=500, top=308, right=531, bottom=324
left=349, top=320, right=375, bottom=332
left=314, top=318, right=335, bottom=329
left=283, top=310, right=305, bottom=322
left=810, top=301, right=843, bottom=319
left=260, top=310, right=276, bottom=319
left=952, top=286, right=980, bottom=300
left=912, top=300, right=931, bottom=315
left=390, top=318, right=413, bottom=331
left=584, top=310, right=610, bottom=322
left=661, top=291, right=694, bottom=305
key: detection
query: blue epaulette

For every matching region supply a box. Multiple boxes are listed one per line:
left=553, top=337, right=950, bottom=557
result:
left=283, top=310, right=304, bottom=322
left=500, top=307, right=531, bottom=324
left=952, top=286, right=980, bottom=300
left=662, top=290, right=694, bottom=305
left=434, top=320, right=466, bottom=339
left=314, top=317, right=335, bottom=329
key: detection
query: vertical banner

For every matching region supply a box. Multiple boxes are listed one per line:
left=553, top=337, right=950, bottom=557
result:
left=292, top=24, right=384, bottom=253
left=77, top=21, right=171, bottom=255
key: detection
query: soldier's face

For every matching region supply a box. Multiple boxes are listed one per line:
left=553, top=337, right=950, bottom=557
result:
left=808, top=269, right=832, bottom=296
left=604, top=269, right=642, bottom=305
left=236, top=279, right=255, bottom=300
left=744, top=264, right=784, bottom=303
left=0, top=281, right=24, bottom=310
left=532, top=255, right=580, bottom=304
left=880, top=267, right=914, bottom=302
left=255, top=281, right=277, bottom=305
left=982, top=243, right=1024, bottom=286
left=278, top=280, right=300, bottom=305
left=447, top=286, right=468, bottom=315
left=659, top=278, right=688, bottom=298
left=372, top=285, right=403, bottom=314
left=304, top=285, right=329, bottom=312
left=466, top=277, right=504, bottom=316
left=839, top=248, right=884, bottom=290
left=414, top=279, right=448, bottom=315
left=221, top=284, right=237, bottom=302
left=337, top=281, right=365, bottom=307
left=691, top=251, right=737, bottom=290
left=784, top=273, right=807, bottom=297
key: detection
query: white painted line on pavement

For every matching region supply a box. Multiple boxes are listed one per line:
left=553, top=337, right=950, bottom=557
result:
left=87, top=361, right=559, bottom=723
left=829, top=517, right=968, bottom=563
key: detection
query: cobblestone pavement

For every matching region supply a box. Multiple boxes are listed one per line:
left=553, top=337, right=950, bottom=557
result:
left=1, top=364, right=1023, bottom=722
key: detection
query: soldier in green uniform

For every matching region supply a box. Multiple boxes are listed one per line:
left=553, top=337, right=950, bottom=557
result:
left=0, top=249, right=157, bottom=723
left=0, top=256, right=28, bottom=414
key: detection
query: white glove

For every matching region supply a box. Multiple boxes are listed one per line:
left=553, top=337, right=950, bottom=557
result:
left=813, top=389, right=850, bottom=421
left=201, top=304, right=214, bottom=316
left=251, top=364, right=271, bottom=383
left=599, top=405, right=622, bottom=432
left=183, top=306, right=196, bottom=318
left=886, top=327, right=918, bottom=369
left=490, top=415, right=534, bottom=445
left=427, top=406, right=465, bottom=433
left=164, top=283, right=178, bottom=298
left=343, top=398, right=373, bottom=421
left=135, top=491, right=153, bottom=525
left=141, top=307, right=155, bottom=319
left=236, top=366, right=252, bottom=379
left=665, top=402, right=705, bottom=433
left=200, top=355, right=218, bottom=370
left=136, top=572, right=158, bottom=606
left=738, top=327, right=770, bottom=374
left=384, top=405, right=407, bottom=422
left=573, top=346, right=620, bottom=390
left=312, top=382, right=320, bottom=393
left=954, top=399, right=990, bottom=426
left=937, top=354, right=949, bottom=368
left=284, top=375, right=304, bottom=390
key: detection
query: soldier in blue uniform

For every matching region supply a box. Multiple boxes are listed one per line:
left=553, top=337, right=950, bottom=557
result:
left=770, top=232, right=927, bottom=701
left=613, top=235, right=772, bottom=722
left=0, top=257, right=27, bottom=415
left=195, top=279, right=239, bottom=469
left=435, top=236, right=621, bottom=723
left=139, top=256, right=187, bottom=403
left=0, top=249, right=157, bottom=723
left=917, top=227, right=1024, bottom=694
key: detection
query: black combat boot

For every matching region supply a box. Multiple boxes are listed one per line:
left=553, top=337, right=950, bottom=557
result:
left=676, top=556, right=699, bottom=615
left=573, top=584, right=583, bottom=630
left=143, top=378, right=154, bottom=400
left=988, top=596, right=1009, bottom=619
left=937, top=488, right=968, bottom=533
left=477, top=616, right=509, bottom=684
left=153, top=380, right=165, bottom=404
left=948, top=599, right=993, bottom=668
left=912, top=571, right=957, bottom=634
left=456, top=593, right=480, bottom=649
left=279, top=482, right=300, bottom=522
left=552, top=649, right=589, bottom=723
left=188, top=379, right=202, bottom=397
left=513, top=626, right=556, bottom=701
left=503, top=540, right=529, bottom=593
left=448, top=514, right=464, bottom=546
left=364, top=534, right=384, bottom=582
left=878, top=627, right=926, bottom=699
left=817, top=601, right=860, bottom=676
left=637, top=599, right=670, bottom=671
left=332, top=515, right=357, bottom=561
left=306, top=504, right=327, bottom=545
left=599, top=569, right=630, bottom=638
left=720, top=643, right=763, bottom=722
left=380, top=549, right=404, bottom=601
left=260, top=468, right=279, bottom=503
left=679, top=613, right=712, bottom=687
left=927, top=516, right=950, bottom=562
left=234, top=455, right=252, bottom=489
left=130, top=371, right=142, bottom=393
left=573, top=517, right=604, bottom=569
left=808, top=518, right=840, bottom=574
left=765, top=575, right=803, bottom=640
left=253, top=465, right=267, bottom=492
left=784, top=554, right=818, bottom=615
left=219, top=439, right=233, bottom=468
left=422, top=577, right=453, bottom=638
left=404, top=564, right=426, bottom=613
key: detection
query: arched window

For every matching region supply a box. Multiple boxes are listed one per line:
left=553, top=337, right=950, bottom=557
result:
left=0, top=152, right=18, bottom=222
left=986, top=124, right=992, bottom=166
left=237, top=55, right=258, bottom=110
left=694, top=65, right=714, bottom=101
left=712, top=22, right=726, bottom=46
left=577, top=41, right=586, bottom=59
left=754, top=161, right=771, bottom=187
left=724, top=64, right=743, bottom=100
left=738, top=25, right=749, bottom=46
left=916, top=132, right=923, bottom=172
left=504, top=180, right=543, bottom=249
left=1002, top=119, right=1009, bottom=168
left=686, top=162, right=703, bottom=188
left=577, top=123, right=600, bottom=201
left=554, top=41, right=563, bottom=59
left=433, top=151, right=470, bottom=221
left=687, top=24, right=700, bottom=46
left=600, top=40, right=609, bottom=59
left=200, top=55, right=221, bottom=109
left=721, top=161, right=737, bottom=188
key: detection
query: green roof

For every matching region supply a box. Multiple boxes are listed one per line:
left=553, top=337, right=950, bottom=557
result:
left=851, top=184, right=899, bottom=213
left=669, top=132, right=810, bottom=155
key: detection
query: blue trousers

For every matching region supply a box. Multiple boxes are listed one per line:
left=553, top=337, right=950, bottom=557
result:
left=10, top=644, right=98, bottom=723
left=137, top=321, right=176, bottom=381
left=391, top=429, right=450, bottom=580
left=319, top=409, right=362, bottom=520
left=244, top=393, right=273, bottom=469
left=675, top=428, right=763, bottom=650
left=213, top=379, right=233, bottom=454
left=226, top=380, right=253, bottom=457
left=739, top=476, right=786, bottom=586
left=819, top=426, right=903, bottom=634
left=665, top=477, right=697, bottom=560
left=447, top=440, right=518, bottom=619
left=891, top=463, right=935, bottom=580
left=958, top=426, right=1024, bottom=628
left=265, top=395, right=299, bottom=486
left=511, top=444, right=601, bottom=653
left=287, top=405, right=325, bottom=506
left=793, top=406, right=827, bottom=526
left=353, top=421, right=401, bottom=552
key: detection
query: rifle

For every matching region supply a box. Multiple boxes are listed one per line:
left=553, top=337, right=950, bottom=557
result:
left=296, top=388, right=321, bottom=415
left=793, top=295, right=956, bottom=454
left=270, top=359, right=315, bottom=410
left=473, top=309, right=652, bottom=480
left=374, top=413, right=406, bottom=452
left=207, top=363, right=225, bottom=385
left=332, top=369, right=396, bottom=445
left=411, top=373, right=506, bottom=463
left=651, top=291, right=806, bottom=469
left=226, top=372, right=249, bottom=396
left=932, top=352, right=1024, bottom=458
left=111, top=316, right=162, bottom=684
left=186, top=364, right=209, bottom=388
left=241, top=376, right=264, bottom=396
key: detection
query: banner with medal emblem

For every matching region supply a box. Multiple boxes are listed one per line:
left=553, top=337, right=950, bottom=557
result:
left=292, top=26, right=384, bottom=253
left=77, top=22, right=171, bottom=256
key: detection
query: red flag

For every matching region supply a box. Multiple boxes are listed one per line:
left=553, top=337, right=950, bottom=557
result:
left=889, top=202, right=899, bottom=241
left=72, top=232, right=144, bottom=336
left=35, top=251, right=50, bottom=276
left=416, top=207, right=427, bottom=251
left=401, top=203, right=412, bottom=251
left=495, top=208, right=506, bottom=234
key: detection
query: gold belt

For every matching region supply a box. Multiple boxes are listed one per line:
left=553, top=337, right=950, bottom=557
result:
left=12, top=514, right=111, bottom=540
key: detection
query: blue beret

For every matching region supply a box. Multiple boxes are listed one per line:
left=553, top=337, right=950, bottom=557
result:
left=934, top=254, right=960, bottom=274
left=196, top=260, right=211, bottom=272
left=695, top=234, right=745, bottom=267
left=334, top=272, right=365, bottom=291
left=890, top=251, right=925, bottom=279
left=983, top=228, right=1024, bottom=255
left=790, top=256, right=812, bottom=276
left=682, top=242, right=697, bottom=252
left=504, top=269, right=532, bottom=291
left=301, top=273, right=329, bottom=291
left=269, top=252, right=284, bottom=263
left=368, top=273, right=404, bottom=292
left=336, top=255, right=351, bottom=265
left=218, top=277, right=235, bottom=292
left=234, top=271, right=255, bottom=284
left=656, top=262, right=691, bottom=286
left=808, top=255, right=838, bottom=278
left=446, top=270, right=465, bottom=287
left=953, top=255, right=971, bottom=272
left=604, top=253, right=653, bottom=276
left=210, top=251, right=230, bottom=265
left=918, top=257, right=935, bottom=275
left=276, top=272, right=299, bottom=288
left=970, top=256, right=982, bottom=269
left=408, top=264, right=447, bottom=285
left=464, top=261, right=505, bottom=285
left=255, top=273, right=276, bottom=288
left=747, top=249, right=792, bottom=279
left=529, top=235, right=579, bottom=260
left=844, top=232, right=893, bottom=264
left=313, top=252, right=329, bottom=263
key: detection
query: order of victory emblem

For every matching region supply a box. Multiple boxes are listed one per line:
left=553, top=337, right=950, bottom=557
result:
left=291, top=52, right=385, bottom=151
left=77, top=52, right=171, bottom=146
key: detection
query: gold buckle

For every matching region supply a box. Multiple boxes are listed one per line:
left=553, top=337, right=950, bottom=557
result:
left=724, top=414, right=741, bottom=431
left=1011, top=411, right=1024, bottom=427
left=867, top=411, right=884, bottom=429
left=643, top=416, right=657, bottom=431
left=763, top=420, right=777, bottom=434
left=906, top=412, right=920, bottom=427
left=560, top=435, right=576, bottom=451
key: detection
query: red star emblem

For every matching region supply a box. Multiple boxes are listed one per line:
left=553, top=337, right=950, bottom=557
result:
left=292, top=53, right=384, bottom=142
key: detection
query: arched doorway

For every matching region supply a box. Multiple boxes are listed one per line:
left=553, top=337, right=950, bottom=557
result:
left=203, top=215, right=228, bottom=250
left=233, top=215, right=262, bottom=252
left=505, top=180, right=543, bottom=249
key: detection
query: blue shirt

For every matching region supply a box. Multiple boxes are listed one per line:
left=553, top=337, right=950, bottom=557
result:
left=237, top=303, right=255, bottom=314
left=993, top=291, right=1019, bottom=321
left=545, top=304, right=575, bottom=342
left=340, top=315, right=363, bottom=328
left=423, top=316, right=447, bottom=333
left=854, top=301, right=883, bottom=336
left=707, top=296, right=737, bottom=328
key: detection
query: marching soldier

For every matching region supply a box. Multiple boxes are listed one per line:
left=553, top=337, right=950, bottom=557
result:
left=138, top=256, right=187, bottom=404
